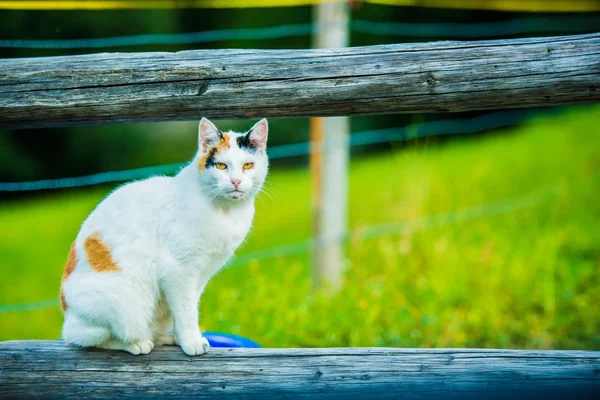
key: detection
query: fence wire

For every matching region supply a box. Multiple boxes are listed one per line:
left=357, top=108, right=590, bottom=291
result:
left=1, top=0, right=595, bottom=317
left=2, top=17, right=599, bottom=49
left=1, top=173, right=596, bottom=315
left=0, top=108, right=546, bottom=192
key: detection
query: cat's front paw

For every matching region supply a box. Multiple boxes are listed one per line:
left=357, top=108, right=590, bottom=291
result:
left=180, top=336, right=210, bottom=356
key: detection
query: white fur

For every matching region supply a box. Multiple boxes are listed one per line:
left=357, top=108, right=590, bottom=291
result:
left=61, top=118, right=269, bottom=356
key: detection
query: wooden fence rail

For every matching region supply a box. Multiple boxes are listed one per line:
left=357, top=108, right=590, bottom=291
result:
left=0, top=341, right=598, bottom=399
left=1, top=33, right=599, bottom=129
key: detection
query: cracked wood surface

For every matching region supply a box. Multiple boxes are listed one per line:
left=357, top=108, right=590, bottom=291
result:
left=0, top=33, right=599, bottom=129
left=0, top=341, right=598, bottom=399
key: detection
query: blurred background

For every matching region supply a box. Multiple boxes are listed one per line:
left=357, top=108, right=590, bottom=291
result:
left=0, top=0, right=599, bottom=350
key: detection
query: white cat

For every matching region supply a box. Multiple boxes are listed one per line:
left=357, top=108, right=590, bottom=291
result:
left=60, top=118, right=269, bottom=356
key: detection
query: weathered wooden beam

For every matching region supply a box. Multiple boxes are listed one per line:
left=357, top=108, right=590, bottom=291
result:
left=0, top=341, right=598, bottom=399
left=0, top=33, right=599, bottom=130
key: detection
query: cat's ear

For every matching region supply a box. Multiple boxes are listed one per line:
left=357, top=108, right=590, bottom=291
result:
left=198, top=117, right=222, bottom=152
left=246, top=118, right=268, bottom=153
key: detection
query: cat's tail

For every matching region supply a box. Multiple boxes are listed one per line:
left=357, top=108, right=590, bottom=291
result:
left=62, top=312, right=111, bottom=347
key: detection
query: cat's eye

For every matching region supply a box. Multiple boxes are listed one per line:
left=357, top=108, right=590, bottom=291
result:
left=215, top=162, right=227, bottom=170
left=243, top=162, right=254, bottom=170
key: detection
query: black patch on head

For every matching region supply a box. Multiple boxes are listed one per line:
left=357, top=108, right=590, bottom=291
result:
left=237, top=132, right=257, bottom=153
left=204, top=147, right=219, bottom=168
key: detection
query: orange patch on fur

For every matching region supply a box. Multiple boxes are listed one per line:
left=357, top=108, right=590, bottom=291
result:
left=198, top=132, right=230, bottom=171
left=60, top=242, right=77, bottom=311
left=60, top=291, right=67, bottom=312
left=217, top=132, right=231, bottom=151
left=84, top=232, right=122, bottom=273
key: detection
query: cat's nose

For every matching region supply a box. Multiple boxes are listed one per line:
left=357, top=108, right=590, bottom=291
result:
left=231, top=179, right=241, bottom=188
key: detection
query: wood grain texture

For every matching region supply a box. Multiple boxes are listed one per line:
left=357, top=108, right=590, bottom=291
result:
left=0, top=341, right=598, bottom=399
left=0, top=33, right=599, bottom=129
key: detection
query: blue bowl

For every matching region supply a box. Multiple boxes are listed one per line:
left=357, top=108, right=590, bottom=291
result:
left=203, top=331, right=261, bottom=348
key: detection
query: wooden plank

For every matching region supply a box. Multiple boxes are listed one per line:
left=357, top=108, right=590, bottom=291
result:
left=0, top=33, right=599, bottom=129
left=0, top=341, right=598, bottom=399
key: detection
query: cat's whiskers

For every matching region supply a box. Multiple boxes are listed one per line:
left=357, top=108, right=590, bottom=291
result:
left=202, top=184, right=226, bottom=202
left=262, top=186, right=279, bottom=200
left=254, top=185, right=276, bottom=204
left=254, top=192, right=267, bottom=207
left=206, top=190, right=221, bottom=199
left=208, top=187, right=225, bottom=201
left=261, top=180, right=280, bottom=199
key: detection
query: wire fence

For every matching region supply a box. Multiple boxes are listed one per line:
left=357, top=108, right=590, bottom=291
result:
left=0, top=107, right=549, bottom=192
left=3, top=172, right=596, bottom=315
left=0, top=23, right=314, bottom=49
left=1, top=0, right=596, bottom=318
left=2, top=16, right=599, bottom=49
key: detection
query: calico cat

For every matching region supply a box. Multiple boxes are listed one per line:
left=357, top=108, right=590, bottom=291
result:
left=60, top=118, right=269, bottom=356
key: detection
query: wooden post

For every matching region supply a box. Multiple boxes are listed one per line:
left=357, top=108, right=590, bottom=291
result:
left=310, top=0, right=350, bottom=293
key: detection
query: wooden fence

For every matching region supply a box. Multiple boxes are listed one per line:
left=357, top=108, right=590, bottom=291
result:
left=1, top=33, right=599, bottom=129
left=0, top=341, right=598, bottom=399
left=1, top=33, right=600, bottom=398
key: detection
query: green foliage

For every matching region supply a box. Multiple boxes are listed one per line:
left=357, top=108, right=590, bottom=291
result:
left=0, top=106, right=598, bottom=349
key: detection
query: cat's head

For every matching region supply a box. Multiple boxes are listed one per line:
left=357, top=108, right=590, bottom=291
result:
left=196, top=118, right=269, bottom=203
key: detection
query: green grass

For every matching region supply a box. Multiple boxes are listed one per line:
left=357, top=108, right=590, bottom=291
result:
left=1, top=106, right=599, bottom=349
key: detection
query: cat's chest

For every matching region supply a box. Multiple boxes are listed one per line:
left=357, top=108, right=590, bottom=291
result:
left=189, top=207, right=253, bottom=253
left=206, top=210, right=252, bottom=243
left=163, top=202, right=254, bottom=265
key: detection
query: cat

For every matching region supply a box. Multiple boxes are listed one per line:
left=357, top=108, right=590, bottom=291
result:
left=60, top=118, right=269, bottom=356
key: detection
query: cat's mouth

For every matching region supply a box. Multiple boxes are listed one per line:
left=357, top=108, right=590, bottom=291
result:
left=229, top=190, right=245, bottom=199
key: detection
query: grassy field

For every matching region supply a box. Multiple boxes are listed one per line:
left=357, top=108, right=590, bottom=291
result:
left=1, top=106, right=599, bottom=349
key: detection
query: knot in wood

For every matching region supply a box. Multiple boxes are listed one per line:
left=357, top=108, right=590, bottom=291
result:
left=196, top=81, right=209, bottom=96
left=425, top=75, right=438, bottom=87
